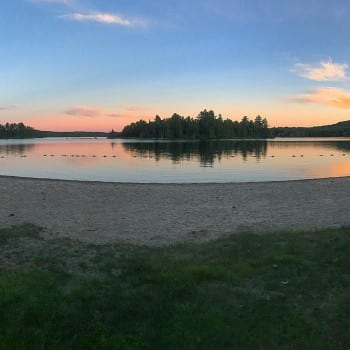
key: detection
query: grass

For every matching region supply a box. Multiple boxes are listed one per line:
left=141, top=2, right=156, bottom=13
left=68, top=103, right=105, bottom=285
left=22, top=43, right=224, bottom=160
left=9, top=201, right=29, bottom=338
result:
left=0, top=225, right=349, bottom=349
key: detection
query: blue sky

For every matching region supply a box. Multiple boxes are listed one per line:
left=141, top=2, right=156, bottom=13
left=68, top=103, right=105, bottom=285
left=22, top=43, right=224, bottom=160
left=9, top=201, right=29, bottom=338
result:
left=1, top=0, right=350, bottom=131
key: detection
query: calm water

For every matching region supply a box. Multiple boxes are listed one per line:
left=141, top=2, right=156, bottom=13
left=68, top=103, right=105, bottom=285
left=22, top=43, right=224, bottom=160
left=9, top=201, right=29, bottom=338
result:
left=0, top=137, right=350, bottom=182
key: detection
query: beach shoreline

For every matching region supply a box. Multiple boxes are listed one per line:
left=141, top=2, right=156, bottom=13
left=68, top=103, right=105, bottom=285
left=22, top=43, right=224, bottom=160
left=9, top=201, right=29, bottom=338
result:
left=1, top=175, right=350, bottom=246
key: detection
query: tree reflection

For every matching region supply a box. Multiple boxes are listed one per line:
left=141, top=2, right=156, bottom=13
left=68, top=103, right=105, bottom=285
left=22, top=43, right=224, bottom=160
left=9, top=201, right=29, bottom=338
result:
left=0, top=143, right=35, bottom=155
left=122, top=140, right=268, bottom=166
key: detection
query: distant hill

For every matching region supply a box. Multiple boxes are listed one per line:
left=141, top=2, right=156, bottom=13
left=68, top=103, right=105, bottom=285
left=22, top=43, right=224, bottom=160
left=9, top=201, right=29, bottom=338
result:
left=271, top=120, right=350, bottom=137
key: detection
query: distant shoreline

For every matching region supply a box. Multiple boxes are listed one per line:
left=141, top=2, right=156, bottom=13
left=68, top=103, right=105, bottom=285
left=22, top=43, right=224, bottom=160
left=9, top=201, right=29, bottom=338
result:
left=1, top=135, right=350, bottom=141
left=1, top=175, right=350, bottom=246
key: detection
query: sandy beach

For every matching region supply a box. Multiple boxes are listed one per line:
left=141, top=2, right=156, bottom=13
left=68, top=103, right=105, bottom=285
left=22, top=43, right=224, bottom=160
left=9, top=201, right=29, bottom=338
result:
left=1, top=176, right=350, bottom=246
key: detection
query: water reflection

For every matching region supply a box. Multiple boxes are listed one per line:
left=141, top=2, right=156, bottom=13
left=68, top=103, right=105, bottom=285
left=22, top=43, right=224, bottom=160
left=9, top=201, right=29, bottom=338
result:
left=0, top=138, right=349, bottom=182
left=328, top=141, right=350, bottom=153
left=122, top=140, right=268, bottom=166
left=0, top=143, right=35, bottom=155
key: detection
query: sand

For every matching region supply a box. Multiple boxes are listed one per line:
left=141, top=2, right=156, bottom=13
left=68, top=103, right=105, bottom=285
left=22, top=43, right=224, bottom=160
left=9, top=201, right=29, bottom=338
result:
left=1, top=176, right=350, bottom=246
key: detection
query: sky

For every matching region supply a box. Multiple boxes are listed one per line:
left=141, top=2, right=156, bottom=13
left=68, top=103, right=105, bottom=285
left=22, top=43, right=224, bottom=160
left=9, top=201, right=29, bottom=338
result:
left=1, top=0, right=350, bottom=131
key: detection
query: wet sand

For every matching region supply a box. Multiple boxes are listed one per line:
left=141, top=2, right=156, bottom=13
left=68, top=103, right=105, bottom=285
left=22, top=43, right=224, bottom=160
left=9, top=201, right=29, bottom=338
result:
left=1, top=176, right=350, bottom=246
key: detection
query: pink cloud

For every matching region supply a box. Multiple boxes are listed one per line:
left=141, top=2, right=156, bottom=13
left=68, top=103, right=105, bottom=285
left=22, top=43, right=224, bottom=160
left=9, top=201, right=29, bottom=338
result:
left=65, top=105, right=122, bottom=118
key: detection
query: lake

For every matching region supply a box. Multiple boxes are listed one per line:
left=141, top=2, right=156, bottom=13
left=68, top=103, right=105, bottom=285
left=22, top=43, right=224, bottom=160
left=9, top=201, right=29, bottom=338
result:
left=0, top=137, right=349, bottom=182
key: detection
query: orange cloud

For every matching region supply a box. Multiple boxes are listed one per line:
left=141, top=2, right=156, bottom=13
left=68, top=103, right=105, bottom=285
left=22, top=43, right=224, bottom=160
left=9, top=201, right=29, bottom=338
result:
left=290, top=87, right=350, bottom=109
left=293, top=60, right=348, bottom=81
left=65, top=105, right=121, bottom=118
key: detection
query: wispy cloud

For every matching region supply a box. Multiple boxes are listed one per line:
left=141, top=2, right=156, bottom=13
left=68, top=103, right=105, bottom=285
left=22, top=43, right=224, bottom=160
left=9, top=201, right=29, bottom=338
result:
left=292, top=60, right=348, bottom=81
left=29, top=0, right=71, bottom=5
left=0, top=105, right=17, bottom=112
left=65, top=106, right=121, bottom=118
left=290, top=87, right=350, bottom=109
left=124, top=105, right=150, bottom=112
left=29, top=0, right=147, bottom=27
left=61, top=12, right=135, bottom=26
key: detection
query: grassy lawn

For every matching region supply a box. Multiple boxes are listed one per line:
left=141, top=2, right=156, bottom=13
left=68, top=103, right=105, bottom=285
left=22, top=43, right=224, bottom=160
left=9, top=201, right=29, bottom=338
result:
left=0, top=225, right=349, bottom=349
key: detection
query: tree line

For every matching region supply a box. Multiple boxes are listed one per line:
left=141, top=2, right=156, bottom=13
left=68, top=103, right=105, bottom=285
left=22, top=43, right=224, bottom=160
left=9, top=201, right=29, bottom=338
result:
left=2, top=115, right=350, bottom=140
left=0, top=123, right=41, bottom=139
left=111, top=110, right=270, bottom=139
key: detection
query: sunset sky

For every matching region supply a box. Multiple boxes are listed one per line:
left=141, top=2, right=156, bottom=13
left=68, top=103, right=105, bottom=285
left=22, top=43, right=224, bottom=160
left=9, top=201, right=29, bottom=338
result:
left=1, top=0, right=350, bottom=131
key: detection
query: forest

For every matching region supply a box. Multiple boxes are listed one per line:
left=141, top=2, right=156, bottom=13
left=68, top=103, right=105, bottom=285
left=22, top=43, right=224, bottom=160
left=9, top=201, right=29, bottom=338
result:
left=2, top=114, right=350, bottom=140
left=0, top=122, right=41, bottom=139
left=111, top=111, right=350, bottom=139
left=111, top=110, right=270, bottom=139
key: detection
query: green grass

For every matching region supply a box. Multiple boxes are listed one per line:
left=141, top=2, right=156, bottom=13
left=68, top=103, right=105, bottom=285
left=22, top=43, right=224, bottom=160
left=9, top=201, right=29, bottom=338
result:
left=0, top=225, right=350, bottom=349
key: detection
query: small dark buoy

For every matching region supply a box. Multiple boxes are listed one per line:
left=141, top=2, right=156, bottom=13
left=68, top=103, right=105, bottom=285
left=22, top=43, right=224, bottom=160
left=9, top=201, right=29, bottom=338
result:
left=330, top=154, right=334, bottom=157
left=292, top=155, right=296, bottom=158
